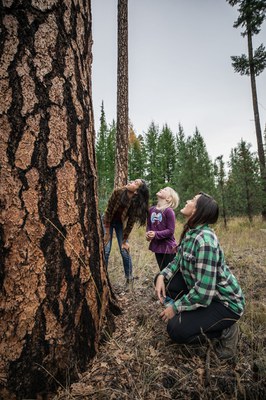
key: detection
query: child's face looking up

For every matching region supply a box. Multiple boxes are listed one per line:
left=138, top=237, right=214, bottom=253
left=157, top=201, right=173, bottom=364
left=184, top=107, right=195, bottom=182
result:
left=156, top=188, right=171, bottom=201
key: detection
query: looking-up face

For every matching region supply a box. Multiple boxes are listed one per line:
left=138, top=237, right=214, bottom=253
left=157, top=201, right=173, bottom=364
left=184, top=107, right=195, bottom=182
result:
left=180, top=194, right=200, bottom=218
left=156, top=188, right=171, bottom=200
left=126, top=179, right=143, bottom=193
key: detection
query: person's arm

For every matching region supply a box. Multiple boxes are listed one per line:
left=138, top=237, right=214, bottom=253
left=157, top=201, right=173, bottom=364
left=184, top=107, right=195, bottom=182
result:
left=103, top=188, right=121, bottom=245
left=172, top=238, right=218, bottom=314
left=103, top=188, right=120, bottom=229
left=153, top=209, right=175, bottom=240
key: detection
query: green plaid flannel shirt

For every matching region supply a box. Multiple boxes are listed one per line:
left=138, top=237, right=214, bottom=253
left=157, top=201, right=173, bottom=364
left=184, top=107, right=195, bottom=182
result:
left=160, top=224, right=245, bottom=316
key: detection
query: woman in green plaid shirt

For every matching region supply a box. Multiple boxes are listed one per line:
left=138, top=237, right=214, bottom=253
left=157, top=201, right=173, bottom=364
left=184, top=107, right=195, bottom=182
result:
left=155, top=192, right=245, bottom=361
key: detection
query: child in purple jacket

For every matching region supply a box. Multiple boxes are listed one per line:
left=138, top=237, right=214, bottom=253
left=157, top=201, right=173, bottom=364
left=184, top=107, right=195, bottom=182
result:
left=146, top=187, right=179, bottom=270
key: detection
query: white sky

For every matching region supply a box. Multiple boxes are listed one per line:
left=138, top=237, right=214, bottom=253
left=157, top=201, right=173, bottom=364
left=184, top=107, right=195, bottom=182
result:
left=91, top=0, right=266, bottom=164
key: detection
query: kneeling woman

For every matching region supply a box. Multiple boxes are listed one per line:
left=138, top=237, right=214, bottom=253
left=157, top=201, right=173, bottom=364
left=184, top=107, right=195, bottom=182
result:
left=155, top=192, right=245, bottom=360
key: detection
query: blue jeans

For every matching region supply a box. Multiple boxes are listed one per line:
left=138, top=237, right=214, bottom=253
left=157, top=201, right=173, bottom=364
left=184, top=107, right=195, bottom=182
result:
left=104, top=220, right=133, bottom=279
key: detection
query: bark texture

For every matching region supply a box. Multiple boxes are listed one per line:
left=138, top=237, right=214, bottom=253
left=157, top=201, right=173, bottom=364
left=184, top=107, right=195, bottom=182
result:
left=0, top=0, right=109, bottom=398
left=115, top=0, right=128, bottom=188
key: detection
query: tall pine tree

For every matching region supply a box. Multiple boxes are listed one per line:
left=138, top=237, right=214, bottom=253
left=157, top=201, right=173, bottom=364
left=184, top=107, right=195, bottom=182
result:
left=0, top=1, right=111, bottom=397
left=115, top=0, right=129, bottom=187
left=227, top=0, right=266, bottom=219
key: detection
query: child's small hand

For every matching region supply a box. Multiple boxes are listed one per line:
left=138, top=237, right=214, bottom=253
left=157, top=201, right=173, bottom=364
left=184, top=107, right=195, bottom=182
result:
left=145, top=231, right=152, bottom=241
left=146, top=230, right=155, bottom=239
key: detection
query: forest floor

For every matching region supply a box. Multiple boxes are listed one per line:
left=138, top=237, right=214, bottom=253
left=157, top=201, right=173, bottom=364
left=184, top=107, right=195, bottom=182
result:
left=54, top=219, right=266, bottom=400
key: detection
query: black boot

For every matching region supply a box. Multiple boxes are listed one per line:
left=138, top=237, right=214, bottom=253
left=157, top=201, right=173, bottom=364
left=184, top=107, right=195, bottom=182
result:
left=214, top=323, right=239, bottom=361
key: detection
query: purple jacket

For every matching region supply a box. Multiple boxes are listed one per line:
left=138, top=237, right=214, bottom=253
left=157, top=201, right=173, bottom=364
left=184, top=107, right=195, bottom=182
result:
left=147, top=206, right=177, bottom=254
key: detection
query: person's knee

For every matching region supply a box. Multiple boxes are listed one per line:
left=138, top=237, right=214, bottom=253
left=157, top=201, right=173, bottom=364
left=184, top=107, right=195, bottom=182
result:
left=167, top=318, right=191, bottom=344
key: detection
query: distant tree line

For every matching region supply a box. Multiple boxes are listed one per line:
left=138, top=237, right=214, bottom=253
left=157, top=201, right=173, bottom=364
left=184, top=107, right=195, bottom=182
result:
left=96, top=102, right=265, bottom=223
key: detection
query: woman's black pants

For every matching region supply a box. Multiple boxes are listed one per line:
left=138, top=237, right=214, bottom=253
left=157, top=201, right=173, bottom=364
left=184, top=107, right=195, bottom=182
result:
left=155, top=253, right=176, bottom=271
left=165, top=271, right=240, bottom=344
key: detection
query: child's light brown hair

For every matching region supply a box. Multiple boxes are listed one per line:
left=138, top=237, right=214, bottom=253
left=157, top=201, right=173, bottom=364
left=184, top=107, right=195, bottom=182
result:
left=165, top=187, right=179, bottom=209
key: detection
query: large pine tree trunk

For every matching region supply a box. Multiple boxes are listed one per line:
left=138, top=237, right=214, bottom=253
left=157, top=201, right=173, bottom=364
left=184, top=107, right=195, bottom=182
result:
left=115, top=0, right=128, bottom=188
left=247, top=31, right=266, bottom=220
left=0, top=1, right=110, bottom=398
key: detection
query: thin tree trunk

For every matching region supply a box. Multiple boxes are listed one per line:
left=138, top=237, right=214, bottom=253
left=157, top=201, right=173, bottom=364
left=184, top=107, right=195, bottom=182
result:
left=247, top=30, right=266, bottom=220
left=0, top=1, right=111, bottom=398
left=115, top=0, right=128, bottom=188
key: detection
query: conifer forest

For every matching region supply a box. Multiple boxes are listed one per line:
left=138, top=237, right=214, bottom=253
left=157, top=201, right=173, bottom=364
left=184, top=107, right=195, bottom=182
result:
left=96, top=104, right=265, bottom=223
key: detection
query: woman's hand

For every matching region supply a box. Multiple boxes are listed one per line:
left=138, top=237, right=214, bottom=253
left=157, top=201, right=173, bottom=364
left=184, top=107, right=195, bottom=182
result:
left=122, top=242, right=130, bottom=252
left=155, top=275, right=166, bottom=303
left=160, top=306, right=175, bottom=323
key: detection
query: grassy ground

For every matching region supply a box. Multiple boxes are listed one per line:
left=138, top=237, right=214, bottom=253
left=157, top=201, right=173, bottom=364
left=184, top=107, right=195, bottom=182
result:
left=55, top=217, right=266, bottom=400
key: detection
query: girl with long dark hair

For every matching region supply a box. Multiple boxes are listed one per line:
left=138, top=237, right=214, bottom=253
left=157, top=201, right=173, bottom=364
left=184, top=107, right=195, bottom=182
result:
left=103, top=179, right=149, bottom=287
left=155, top=192, right=245, bottom=361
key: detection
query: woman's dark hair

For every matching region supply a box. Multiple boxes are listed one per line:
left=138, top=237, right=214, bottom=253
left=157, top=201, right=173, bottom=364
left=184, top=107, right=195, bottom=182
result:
left=179, top=192, right=219, bottom=243
left=127, top=179, right=149, bottom=226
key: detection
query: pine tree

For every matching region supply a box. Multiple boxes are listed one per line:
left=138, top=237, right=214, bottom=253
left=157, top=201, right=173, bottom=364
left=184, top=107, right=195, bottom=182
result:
left=227, top=0, right=266, bottom=219
left=128, top=124, right=145, bottom=180
left=190, top=128, right=215, bottom=194
left=226, top=140, right=263, bottom=220
left=174, top=127, right=215, bottom=208
left=115, top=0, right=128, bottom=187
left=96, top=101, right=108, bottom=199
left=157, top=124, right=176, bottom=187
left=106, top=120, right=116, bottom=190
left=0, top=1, right=111, bottom=397
left=144, top=122, right=160, bottom=202
left=214, top=156, right=227, bottom=228
left=174, top=124, right=187, bottom=199
left=96, top=117, right=116, bottom=212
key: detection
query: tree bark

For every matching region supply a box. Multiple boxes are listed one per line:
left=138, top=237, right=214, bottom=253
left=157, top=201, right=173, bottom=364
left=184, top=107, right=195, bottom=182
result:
left=0, top=1, right=110, bottom=398
left=115, top=0, right=128, bottom=188
left=247, top=30, right=266, bottom=220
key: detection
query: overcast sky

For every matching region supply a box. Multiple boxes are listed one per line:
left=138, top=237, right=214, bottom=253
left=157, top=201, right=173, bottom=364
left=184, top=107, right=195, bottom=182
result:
left=91, top=0, right=266, bottom=164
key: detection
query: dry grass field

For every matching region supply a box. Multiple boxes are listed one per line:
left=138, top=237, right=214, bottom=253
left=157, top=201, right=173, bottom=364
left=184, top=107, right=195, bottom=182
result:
left=55, top=217, right=266, bottom=400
